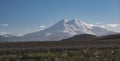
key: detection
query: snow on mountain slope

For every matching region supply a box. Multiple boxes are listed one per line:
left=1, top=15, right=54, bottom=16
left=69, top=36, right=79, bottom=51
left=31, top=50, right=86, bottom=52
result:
left=20, top=19, right=72, bottom=41
left=91, top=26, right=115, bottom=36
left=19, top=19, right=115, bottom=41
left=65, top=19, right=94, bottom=35
left=0, top=19, right=116, bottom=42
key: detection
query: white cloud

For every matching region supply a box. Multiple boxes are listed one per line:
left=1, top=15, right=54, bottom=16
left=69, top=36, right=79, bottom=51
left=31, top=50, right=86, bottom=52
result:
left=106, top=24, right=120, bottom=28
left=8, top=25, right=47, bottom=36
left=1, top=24, right=8, bottom=27
left=98, top=25, right=106, bottom=28
left=0, top=24, right=8, bottom=35
left=93, top=24, right=120, bottom=32
left=40, top=25, right=45, bottom=28
left=39, top=25, right=46, bottom=31
left=89, top=24, right=95, bottom=27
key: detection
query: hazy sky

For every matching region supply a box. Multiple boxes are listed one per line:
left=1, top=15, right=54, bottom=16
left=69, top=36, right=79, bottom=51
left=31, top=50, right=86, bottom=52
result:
left=0, top=0, right=120, bottom=35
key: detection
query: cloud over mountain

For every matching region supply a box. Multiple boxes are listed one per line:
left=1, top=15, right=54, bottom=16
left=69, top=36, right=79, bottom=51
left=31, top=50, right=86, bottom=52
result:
left=91, top=24, right=120, bottom=32
left=39, top=25, right=46, bottom=31
left=0, top=24, right=8, bottom=27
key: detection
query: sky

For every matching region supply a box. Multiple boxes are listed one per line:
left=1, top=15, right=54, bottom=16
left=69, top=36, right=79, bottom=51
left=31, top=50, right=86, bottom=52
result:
left=0, top=0, right=120, bottom=35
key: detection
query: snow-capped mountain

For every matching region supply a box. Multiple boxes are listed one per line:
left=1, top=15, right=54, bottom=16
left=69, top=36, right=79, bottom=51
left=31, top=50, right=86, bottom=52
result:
left=19, top=19, right=115, bottom=41
left=0, top=19, right=116, bottom=42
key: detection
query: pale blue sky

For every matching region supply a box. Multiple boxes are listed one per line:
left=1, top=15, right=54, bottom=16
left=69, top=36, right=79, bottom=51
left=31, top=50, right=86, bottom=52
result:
left=0, top=0, right=120, bottom=35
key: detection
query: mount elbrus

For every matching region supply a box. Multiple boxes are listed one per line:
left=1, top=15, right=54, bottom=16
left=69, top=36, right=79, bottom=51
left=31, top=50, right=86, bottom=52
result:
left=0, top=19, right=115, bottom=42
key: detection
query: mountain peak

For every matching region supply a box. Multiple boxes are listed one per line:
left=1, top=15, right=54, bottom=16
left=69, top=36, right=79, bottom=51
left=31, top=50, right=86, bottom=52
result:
left=69, top=19, right=80, bottom=23
left=66, top=19, right=91, bottom=31
left=45, top=19, right=68, bottom=32
left=58, top=19, right=68, bottom=24
left=67, top=19, right=87, bottom=25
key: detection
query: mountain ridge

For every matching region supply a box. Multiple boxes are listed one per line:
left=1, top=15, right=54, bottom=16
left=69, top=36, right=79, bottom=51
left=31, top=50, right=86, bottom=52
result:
left=0, top=19, right=116, bottom=42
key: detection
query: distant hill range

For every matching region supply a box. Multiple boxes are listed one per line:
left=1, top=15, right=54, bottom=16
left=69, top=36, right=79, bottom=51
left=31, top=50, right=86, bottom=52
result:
left=98, top=33, right=120, bottom=40
left=0, top=33, right=120, bottom=49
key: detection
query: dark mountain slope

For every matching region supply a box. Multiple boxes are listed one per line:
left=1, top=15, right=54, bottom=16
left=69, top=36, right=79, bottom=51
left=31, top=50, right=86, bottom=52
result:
left=99, top=33, right=120, bottom=40
left=61, top=34, right=98, bottom=42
